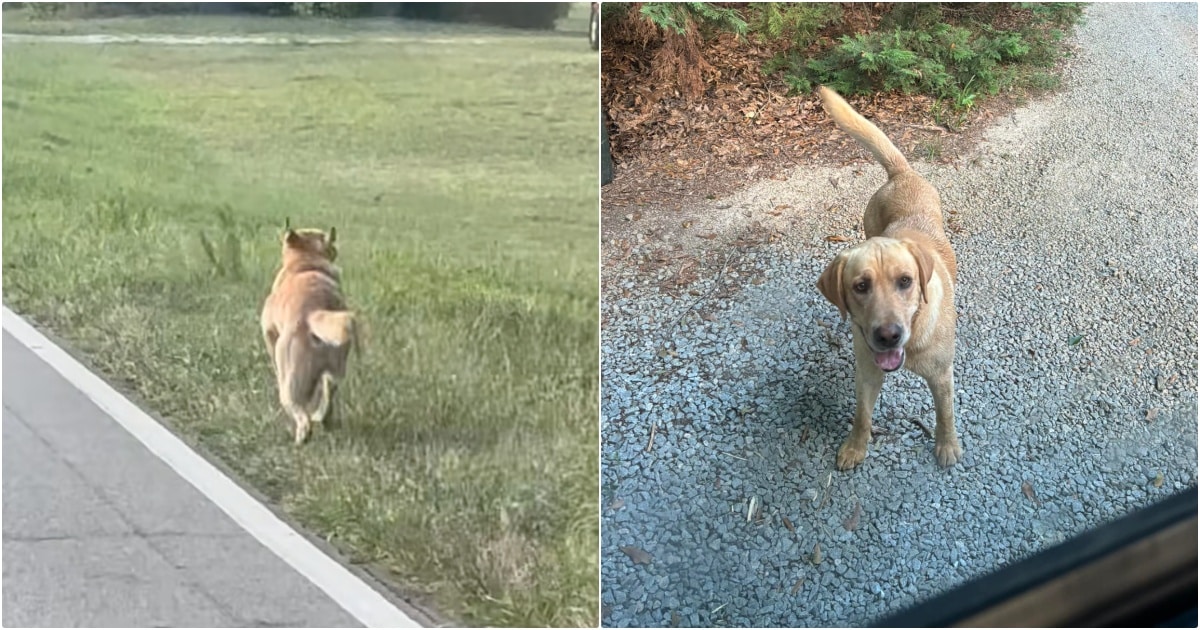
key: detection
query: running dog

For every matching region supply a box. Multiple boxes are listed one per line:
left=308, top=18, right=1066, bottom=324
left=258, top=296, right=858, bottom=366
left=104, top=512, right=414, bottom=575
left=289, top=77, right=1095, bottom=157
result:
left=260, top=222, right=357, bottom=444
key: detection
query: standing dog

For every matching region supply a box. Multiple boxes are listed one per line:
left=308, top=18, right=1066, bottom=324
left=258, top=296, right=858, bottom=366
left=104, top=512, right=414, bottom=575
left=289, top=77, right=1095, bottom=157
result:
left=260, top=224, right=357, bottom=444
left=814, top=86, right=962, bottom=470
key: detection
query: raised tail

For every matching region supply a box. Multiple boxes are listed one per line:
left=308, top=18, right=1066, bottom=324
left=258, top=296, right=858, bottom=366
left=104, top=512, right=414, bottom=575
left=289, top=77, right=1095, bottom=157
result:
left=307, top=309, right=356, bottom=350
left=816, top=85, right=910, bottom=178
left=303, top=309, right=355, bottom=426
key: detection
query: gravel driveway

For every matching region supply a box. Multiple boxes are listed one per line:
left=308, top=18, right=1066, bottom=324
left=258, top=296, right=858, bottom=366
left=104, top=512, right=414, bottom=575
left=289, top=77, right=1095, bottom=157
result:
left=599, top=3, right=1198, bottom=627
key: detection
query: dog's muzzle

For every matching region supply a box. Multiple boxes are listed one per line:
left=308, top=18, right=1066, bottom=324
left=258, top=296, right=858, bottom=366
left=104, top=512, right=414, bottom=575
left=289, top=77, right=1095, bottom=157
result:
left=870, top=323, right=906, bottom=372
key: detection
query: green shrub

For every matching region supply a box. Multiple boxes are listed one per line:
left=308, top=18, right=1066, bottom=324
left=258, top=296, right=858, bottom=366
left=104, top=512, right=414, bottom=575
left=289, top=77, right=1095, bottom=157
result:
left=749, top=2, right=841, bottom=46
left=1019, top=2, right=1086, bottom=27
left=638, top=2, right=748, bottom=37
left=764, top=2, right=1085, bottom=110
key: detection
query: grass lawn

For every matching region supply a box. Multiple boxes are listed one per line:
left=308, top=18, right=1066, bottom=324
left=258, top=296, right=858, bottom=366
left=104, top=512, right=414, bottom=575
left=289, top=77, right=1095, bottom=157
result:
left=2, top=8, right=598, bottom=627
left=2, top=2, right=595, bottom=37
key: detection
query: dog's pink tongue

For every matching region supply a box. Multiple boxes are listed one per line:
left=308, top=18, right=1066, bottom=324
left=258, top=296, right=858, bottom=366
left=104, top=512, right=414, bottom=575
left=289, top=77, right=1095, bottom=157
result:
left=874, top=349, right=904, bottom=372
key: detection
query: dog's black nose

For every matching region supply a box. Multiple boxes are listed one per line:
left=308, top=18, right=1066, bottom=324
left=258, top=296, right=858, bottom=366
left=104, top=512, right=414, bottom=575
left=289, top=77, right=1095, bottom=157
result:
left=873, top=324, right=903, bottom=348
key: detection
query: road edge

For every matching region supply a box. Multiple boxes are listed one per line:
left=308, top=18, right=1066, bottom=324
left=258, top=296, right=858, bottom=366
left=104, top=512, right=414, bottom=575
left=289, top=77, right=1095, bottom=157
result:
left=2, top=305, right=428, bottom=629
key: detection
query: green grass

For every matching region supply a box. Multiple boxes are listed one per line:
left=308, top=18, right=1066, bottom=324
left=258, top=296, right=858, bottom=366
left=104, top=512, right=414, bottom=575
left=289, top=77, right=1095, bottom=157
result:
left=2, top=2, right=595, bottom=37
left=2, top=14, right=598, bottom=628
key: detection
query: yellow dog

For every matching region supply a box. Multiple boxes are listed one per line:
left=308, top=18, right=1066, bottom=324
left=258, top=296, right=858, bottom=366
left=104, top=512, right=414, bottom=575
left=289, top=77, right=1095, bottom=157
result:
left=815, top=86, right=962, bottom=470
left=260, top=223, right=357, bottom=444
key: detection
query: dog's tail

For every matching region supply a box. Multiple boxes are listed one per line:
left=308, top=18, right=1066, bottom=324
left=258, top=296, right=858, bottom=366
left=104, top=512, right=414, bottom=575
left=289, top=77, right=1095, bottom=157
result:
left=303, top=310, right=355, bottom=426
left=816, top=85, right=910, bottom=179
left=307, top=309, right=357, bottom=351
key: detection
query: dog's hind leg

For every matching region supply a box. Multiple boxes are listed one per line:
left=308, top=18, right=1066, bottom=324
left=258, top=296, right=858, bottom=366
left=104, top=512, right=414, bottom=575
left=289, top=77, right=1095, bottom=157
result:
left=291, top=410, right=312, bottom=445
left=274, top=333, right=314, bottom=444
left=313, top=337, right=351, bottom=428
left=311, top=372, right=335, bottom=425
left=277, top=372, right=312, bottom=444
left=278, top=371, right=313, bottom=444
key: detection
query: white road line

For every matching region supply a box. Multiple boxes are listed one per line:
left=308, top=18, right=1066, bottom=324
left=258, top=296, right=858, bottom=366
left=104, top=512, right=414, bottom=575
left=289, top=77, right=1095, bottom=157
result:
left=2, top=306, right=421, bottom=629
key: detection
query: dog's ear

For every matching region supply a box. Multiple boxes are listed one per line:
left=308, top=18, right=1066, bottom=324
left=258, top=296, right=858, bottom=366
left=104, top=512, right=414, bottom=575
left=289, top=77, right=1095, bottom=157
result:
left=328, top=226, right=337, bottom=244
left=817, top=252, right=849, bottom=320
left=284, top=229, right=300, bottom=246
left=904, top=240, right=935, bottom=304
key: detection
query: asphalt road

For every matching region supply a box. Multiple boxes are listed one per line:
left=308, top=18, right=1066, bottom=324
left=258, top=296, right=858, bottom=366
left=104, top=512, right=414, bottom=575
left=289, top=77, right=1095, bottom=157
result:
left=2, top=329, right=366, bottom=628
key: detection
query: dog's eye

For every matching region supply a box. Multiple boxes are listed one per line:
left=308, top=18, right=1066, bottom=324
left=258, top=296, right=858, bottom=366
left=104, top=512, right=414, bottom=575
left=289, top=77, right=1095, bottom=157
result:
left=853, top=280, right=869, bottom=293
left=898, top=276, right=913, bottom=289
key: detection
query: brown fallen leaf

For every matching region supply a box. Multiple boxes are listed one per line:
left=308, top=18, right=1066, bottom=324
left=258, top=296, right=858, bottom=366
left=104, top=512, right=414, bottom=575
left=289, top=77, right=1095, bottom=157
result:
left=782, top=516, right=795, bottom=533
left=1021, top=481, right=1041, bottom=506
left=701, top=311, right=717, bottom=322
left=1146, top=407, right=1160, bottom=423
left=811, top=543, right=823, bottom=565
left=1129, top=337, right=1141, bottom=346
left=681, top=220, right=694, bottom=229
left=751, top=276, right=766, bottom=286
left=1153, top=472, right=1164, bottom=488
left=825, top=234, right=850, bottom=242
left=843, top=501, right=861, bottom=531
left=620, top=545, right=653, bottom=565
left=790, top=578, right=805, bottom=595
left=698, top=232, right=718, bottom=240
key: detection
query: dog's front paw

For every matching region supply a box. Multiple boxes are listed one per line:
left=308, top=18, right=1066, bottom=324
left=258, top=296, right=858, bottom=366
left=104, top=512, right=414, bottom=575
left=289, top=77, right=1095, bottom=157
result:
left=837, top=439, right=867, bottom=470
left=935, top=438, right=962, bottom=467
